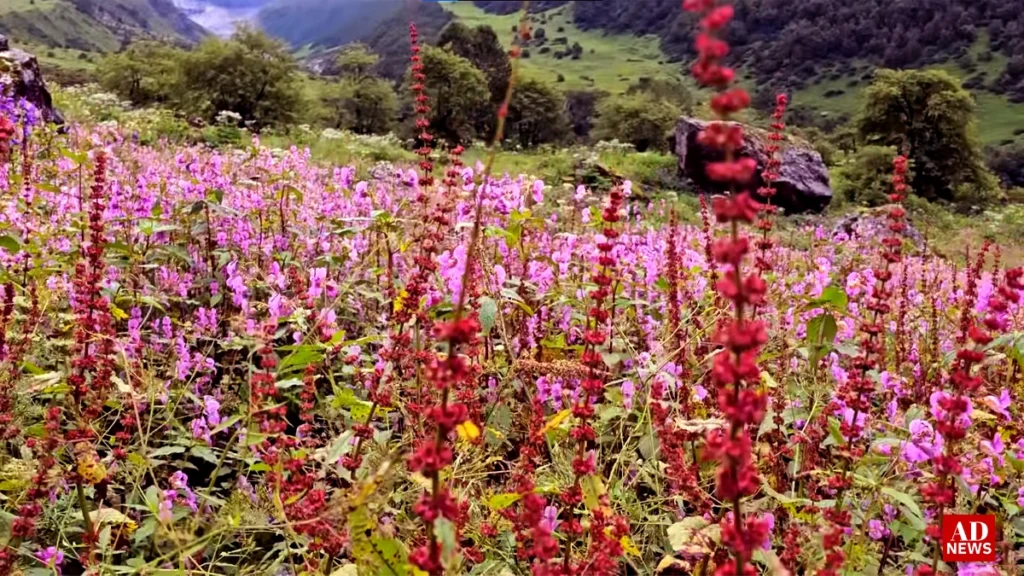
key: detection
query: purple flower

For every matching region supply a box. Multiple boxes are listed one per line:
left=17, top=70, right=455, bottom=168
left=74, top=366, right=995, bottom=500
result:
left=541, top=505, right=560, bottom=532
left=982, top=389, right=1012, bottom=420
left=760, top=512, right=774, bottom=549
left=900, top=419, right=943, bottom=464
left=36, top=546, right=65, bottom=574
left=531, top=179, right=545, bottom=204
left=867, top=519, right=890, bottom=541
left=957, top=563, right=1000, bottom=576
left=158, top=489, right=175, bottom=523
left=203, top=395, right=222, bottom=427
left=621, top=379, right=635, bottom=410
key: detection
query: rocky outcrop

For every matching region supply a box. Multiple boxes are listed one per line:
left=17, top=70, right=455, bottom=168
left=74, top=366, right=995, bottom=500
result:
left=674, top=117, right=832, bottom=213
left=834, top=208, right=924, bottom=247
left=0, top=34, right=64, bottom=125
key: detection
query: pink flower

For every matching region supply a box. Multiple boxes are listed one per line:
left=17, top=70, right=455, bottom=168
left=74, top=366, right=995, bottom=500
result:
left=982, top=389, right=1012, bottom=420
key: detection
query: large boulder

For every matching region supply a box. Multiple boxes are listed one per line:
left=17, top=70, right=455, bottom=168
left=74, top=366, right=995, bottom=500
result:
left=674, top=117, right=831, bottom=213
left=0, top=34, right=64, bottom=125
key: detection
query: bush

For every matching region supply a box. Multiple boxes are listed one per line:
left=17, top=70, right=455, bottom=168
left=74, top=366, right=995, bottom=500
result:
left=593, top=93, right=680, bottom=152
left=834, top=145, right=900, bottom=205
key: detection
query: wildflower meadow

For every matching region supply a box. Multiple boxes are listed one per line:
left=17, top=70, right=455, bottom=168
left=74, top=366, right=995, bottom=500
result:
left=1, top=2, right=1023, bottom=575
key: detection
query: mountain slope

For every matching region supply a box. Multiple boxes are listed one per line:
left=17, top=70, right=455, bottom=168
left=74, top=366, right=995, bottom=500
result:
left=462, top=0, right=1024, bottom=144
left=0, top=0, right=206, bottom=51
left=257, top=0, right=403, bottom=49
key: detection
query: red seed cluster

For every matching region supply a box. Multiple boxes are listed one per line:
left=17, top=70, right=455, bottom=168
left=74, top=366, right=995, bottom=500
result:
left=409, top=23, right=434, bottom=187
left=682, top=1, right=771, bottom=573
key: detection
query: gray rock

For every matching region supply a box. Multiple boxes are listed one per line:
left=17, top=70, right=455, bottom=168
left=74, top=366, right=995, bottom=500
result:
left=0, top=34, right=64, bottom=125
left=674, top=117, right=832, bottom=213
left=833, top=209, right=924, bottom=247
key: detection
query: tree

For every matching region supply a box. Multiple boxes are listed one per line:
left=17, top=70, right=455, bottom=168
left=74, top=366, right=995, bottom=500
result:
left=504, top=78, right=569, bottom=147
left=414, top=46, right=492, bottom=144
left=334, top=44, right=380, bottom=80
left=593, top=93, right=680, bottom=152
left=565, top=90, right=605, bottom=140
left=437, top=22, right=511, bottom=102
left=177, top=26, right=301, bottom=129
left=323, top=78, right=398, bottom=134
left=857, top=68, right=997, bottom=203
left=97, top=42, right=184, bottom=106
left=625, top=77, right=692, bottom=114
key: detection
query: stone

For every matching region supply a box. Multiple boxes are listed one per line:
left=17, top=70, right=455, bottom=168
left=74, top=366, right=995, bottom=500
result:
left=0, top=34, right=65, bottom=125
left=674, top=117, right=832, bottom=213
left=833, top=208, right=924, bottom=247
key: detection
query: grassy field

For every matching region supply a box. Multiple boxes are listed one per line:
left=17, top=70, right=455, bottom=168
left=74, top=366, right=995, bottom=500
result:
left=440, top=1, right=689, bottom=94
left=0, top=0, right=123, bottom=52
left=793, top=33, right=1024, bottom=145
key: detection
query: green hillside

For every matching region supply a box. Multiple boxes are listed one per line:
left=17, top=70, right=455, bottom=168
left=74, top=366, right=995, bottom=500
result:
left=447, top=1, right=1024, bottom=145
left=0, top=0, right=205, bottom=52
left=440, top=2, right=685, bottom=94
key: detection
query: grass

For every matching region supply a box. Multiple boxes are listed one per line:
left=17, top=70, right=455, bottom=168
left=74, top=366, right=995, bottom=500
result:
left=440, top=2, right=689, bottom=94
left=0, top=0, right=122, bottom=52
left=792, top=33, right=1024, bottom=145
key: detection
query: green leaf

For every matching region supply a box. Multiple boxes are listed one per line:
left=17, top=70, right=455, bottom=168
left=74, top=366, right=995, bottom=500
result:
left=881, top=486, right=925, bottom=529
left=580, top=474, right=606, bottom=511
left=277, top=346, right=324, bottom=375
left=148, top=445, right=186, bottom=458
left=478, top=296, right=498, bottom=334
left=486, top=493, right=522, bottom=510
left=60, top=147, right=88, bottom=165
left=762, top=481, right=813, bottom=507
left=806, top=313, right=838, bottom=345
left=806, top=285, right=849, bottom=312
left=0, top=235, right=22, bottom=253
left=275, top=378, right=304, bottom=389
left=190, top=445, right=218, bottom=464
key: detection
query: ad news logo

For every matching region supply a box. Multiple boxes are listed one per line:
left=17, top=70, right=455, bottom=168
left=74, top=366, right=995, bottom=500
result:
left=940, top=514, right=996, bottom=562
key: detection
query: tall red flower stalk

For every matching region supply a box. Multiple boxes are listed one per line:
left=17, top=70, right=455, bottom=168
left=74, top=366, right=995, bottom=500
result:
left=957, top=241, right=991, bottom=346
left=754, top=93, right=788, bottom=275
left=822, top=154, right=909, bottom=574
left=653, top=211, right=708, bottom=511
left=409, top=23, right=434, bottom=189
left=557, top=184, right=629, bottom=574
left=683, top=1, right=771, bottom=574
left=403, top=4, right=536, bottom=567
left=69, top=151, right=116, bottom=424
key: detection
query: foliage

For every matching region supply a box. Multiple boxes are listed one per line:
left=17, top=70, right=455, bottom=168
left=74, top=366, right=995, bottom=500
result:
left=175, top=26, right=301, bottom=129
left=333, top=43, right=380, bottom=81
left=412, top=45, right=491, bottom=144
left=97, top=41, right=184, bottom=107
left=321, top=78, right=398, bottom=135
left=593, top=92, right=679, bottom=152
left=624, top=76, right=693, bottom=114
left=503, top=77, right=568, bottom=148
left=95, top=28, right=301, bottom=129
left=833, top=145, right=901, bottom=206
left=858, top=69, right=998, bottom=203
left=437, top=21, right=511, bottom=102
left=985, top=142, right=1024, bottom=189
